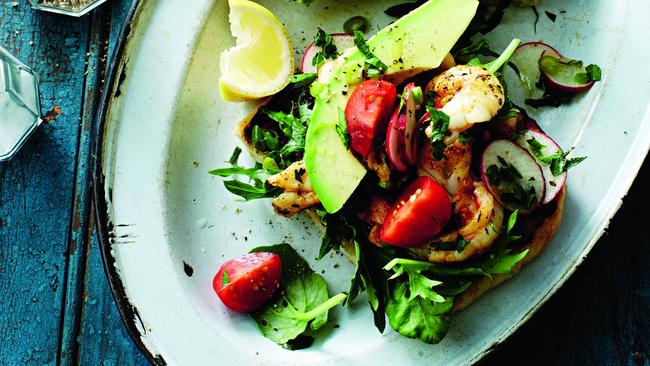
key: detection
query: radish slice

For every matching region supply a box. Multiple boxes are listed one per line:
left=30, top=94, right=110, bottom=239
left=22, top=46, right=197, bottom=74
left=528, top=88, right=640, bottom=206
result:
left=481, top=139, right=546, bottom=213
left=514, top=129, right=567, bottom=204
left=539, top=53, right=596, bottom=93
left=510, top=42, right=562, bottom=99
left=386, top=109, right=409, bottom=173
left=402, top=83, right=420, bottom=165
left=301, top=33, right=355, bottom=73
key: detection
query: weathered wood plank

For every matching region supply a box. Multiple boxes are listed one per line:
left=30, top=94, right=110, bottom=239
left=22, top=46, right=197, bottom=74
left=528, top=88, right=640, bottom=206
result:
left=0, top=2, right=91, bottom=364
left=57, top=5, right=113, bottom=365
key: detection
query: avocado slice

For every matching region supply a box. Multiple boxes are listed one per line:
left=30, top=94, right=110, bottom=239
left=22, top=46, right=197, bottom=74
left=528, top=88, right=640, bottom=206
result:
left=305, top=0, right=479, bottom=213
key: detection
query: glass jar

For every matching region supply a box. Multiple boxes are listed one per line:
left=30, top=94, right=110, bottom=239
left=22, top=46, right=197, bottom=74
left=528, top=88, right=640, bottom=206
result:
left=28, top=0, right=109, bottom=17
left=0, top=46, right=41, bottom=161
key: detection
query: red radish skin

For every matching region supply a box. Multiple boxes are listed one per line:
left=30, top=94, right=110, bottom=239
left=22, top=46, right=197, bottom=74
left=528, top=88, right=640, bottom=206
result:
left=402, top=83, right=420, bottom=165
left=481, top=139, right=546, bottom=213
left=514, top=129, right=568, bottom=204
left=386, top=108, right=410, bottom=172
left=213, top=252, right=282, bottom=313
left=301, top=33, right=355, bottom=73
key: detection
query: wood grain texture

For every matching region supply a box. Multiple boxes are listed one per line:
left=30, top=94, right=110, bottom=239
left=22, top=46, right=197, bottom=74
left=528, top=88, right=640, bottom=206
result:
left=0, top=2, right=91, bottom=364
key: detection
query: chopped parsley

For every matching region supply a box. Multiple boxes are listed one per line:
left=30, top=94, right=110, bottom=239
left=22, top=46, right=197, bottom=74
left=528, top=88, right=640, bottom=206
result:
left=227, top=146, right=242, bottom=165
left=486, top=156, right=538, bottom=209
left=222, top=270, right=230, bottom=285
left=432, top=237, right=471, bottom=253
left=336, top=108, right=351, bottom=149
left=526, top=138, right=587, bottom=176
left=353, top=31, right=388, bottom=78
left=289, top=73, right=318, bottom=88
left=425, top=106, right=450, bottom=160
left=312, top=29, right=339, bottom=68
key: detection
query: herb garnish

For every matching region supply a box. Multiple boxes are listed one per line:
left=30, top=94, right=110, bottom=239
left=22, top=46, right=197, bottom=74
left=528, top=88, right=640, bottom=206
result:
left=353, top=31, right=388, bottom=78
left=526, top=138, right=586, bottom=176
left=312, top=28, right=339, bottom=68
left=544, top=10, right=557, bottom=22
left=222, top=270, right=230, bottom=285
left=425, top=106, right=450, bottom=160
left=337, top=108, right=351, bottom=149
left=289, top=73, right=318, bottom=88
left=486, top=156, right=538, bottom=208
left=227, top=146, right=242, bottom=165
left=432, top=237, right=471, bottom=252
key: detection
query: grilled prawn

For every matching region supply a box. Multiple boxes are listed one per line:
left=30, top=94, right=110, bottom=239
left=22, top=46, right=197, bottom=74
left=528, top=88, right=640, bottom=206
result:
left=426, top=65, right=505, bottom=133
left=267, top=161, right=320, bottom=217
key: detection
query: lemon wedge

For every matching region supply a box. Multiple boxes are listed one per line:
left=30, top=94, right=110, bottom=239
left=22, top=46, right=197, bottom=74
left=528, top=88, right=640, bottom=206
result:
left=219, top=0, right=294, bottom=102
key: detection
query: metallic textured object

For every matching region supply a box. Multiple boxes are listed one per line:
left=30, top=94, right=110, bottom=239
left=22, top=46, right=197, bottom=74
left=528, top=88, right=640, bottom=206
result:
left=28, top=0, right=109, bottom=17
left=0, top=46, right=41, bottom=161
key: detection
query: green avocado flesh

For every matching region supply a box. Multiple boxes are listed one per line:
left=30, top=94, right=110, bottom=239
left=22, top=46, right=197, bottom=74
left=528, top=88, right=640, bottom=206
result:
left=305, top=0, right=479, bottom=213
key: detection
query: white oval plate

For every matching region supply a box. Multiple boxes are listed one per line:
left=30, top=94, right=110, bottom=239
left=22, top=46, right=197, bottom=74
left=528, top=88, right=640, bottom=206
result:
left=93, top=0, right=650, bottom=365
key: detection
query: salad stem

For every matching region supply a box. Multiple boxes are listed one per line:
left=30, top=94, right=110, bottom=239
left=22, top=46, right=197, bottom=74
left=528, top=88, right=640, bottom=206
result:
left=485, top=38, right=521, bottom=74
left=298, top=293, right=347, bottom=320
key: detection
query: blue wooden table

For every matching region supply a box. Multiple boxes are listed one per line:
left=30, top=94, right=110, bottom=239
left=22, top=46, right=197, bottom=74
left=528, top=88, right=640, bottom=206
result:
left=0, top=1, right=648, bottom=365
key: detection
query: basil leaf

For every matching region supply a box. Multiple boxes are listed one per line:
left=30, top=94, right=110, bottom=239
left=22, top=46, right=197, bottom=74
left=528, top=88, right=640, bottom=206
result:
left=249, top=244, right=346, bottom=348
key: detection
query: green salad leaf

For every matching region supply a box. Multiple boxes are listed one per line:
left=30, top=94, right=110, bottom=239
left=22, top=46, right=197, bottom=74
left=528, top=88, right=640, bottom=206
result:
left=249, top=244, right=346, bottom=349
left=209, top=160, right=281, bottom=201
left=386, top=282, right=454, bottom=344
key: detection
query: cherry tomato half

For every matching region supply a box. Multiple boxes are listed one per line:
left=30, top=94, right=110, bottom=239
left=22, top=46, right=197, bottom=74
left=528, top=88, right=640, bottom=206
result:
left=380, top=176, right=452, bottom=247
left=345, top=80, right=397, bottom=157
left=213, top=252, right=282, bottom=313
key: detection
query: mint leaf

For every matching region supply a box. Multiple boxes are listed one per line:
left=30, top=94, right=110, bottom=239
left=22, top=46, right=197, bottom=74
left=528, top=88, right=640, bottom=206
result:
left=585, top=64, right=602, bottom=81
